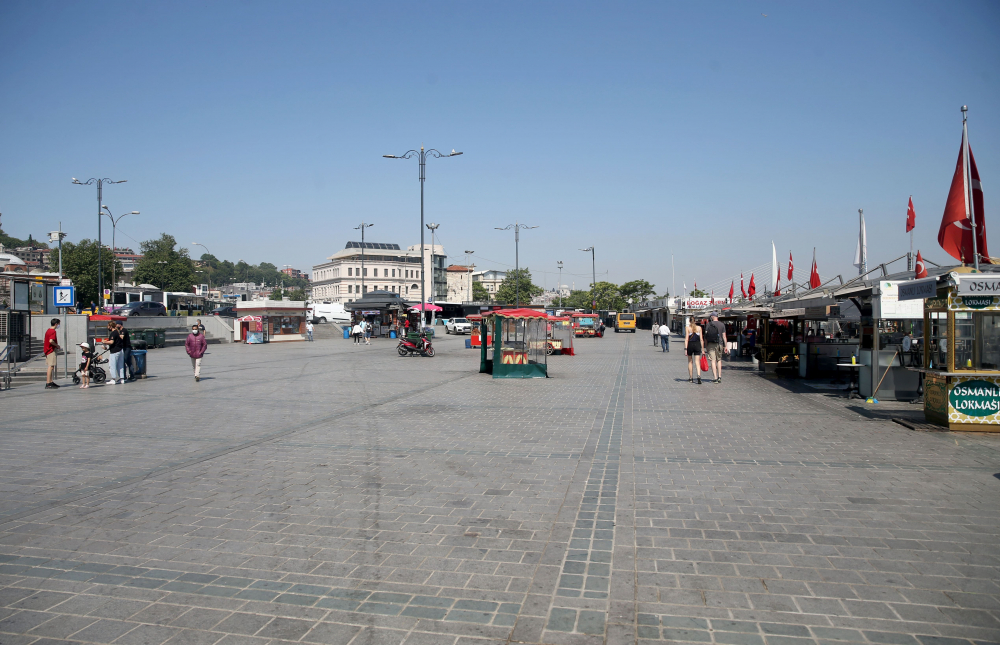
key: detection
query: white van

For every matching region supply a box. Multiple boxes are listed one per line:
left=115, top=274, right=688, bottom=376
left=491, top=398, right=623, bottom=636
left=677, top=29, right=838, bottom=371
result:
left=308, top=301, right=350, bottom=323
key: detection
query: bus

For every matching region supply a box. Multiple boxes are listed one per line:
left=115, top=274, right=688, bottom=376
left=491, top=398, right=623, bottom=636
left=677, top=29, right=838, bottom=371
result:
left=615, top=312, right=637, bottom=333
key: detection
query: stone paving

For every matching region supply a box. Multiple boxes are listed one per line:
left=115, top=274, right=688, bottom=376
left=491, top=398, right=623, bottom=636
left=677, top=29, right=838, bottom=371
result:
left=0, top=328, right=998, bottom=645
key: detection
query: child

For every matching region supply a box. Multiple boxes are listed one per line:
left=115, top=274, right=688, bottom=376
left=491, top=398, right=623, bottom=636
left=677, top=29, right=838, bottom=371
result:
left=79, top=342, right=94, bottom=389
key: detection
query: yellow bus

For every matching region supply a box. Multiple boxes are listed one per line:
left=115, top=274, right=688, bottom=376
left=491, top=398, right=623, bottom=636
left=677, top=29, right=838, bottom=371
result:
left=615, top=312, right=636, bottom=333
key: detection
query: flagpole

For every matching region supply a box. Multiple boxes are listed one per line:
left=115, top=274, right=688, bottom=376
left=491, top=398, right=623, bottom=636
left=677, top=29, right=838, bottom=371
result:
left=908, top=195, right=914, bottom=271
left=962, top=105, right=980, bottom=271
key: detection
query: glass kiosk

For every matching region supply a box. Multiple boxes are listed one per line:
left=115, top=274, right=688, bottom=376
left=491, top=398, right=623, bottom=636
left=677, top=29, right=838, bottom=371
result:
left=479, top=308, right=548, bottom=378
left=922, top=290, right=1000, bottom=431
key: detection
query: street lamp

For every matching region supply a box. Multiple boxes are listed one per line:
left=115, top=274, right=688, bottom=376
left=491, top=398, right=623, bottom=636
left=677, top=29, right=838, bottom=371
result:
left=426, top=223, right=439, bottom=306
left=465, top=250, right=475, bottom=302
left=155, top=260, right=167, bottom=290
left=354, top=222, right=374, bottom=295
left=383, top=146, right=463, bottom=324
left=495, top=221, right=538, bottom=307
left=73, top=177, right=127, bottom=308
left=191, top=242, right=212, bottom=291
left=581, top=247, right=596, bottom=312
left=100, top=206, right=140, bottom=290
left=556, top=260, right=564, bottom=308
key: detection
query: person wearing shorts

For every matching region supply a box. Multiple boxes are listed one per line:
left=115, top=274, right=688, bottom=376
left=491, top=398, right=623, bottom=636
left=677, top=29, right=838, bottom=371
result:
left=685, top=320, right=703, bottom=384
left=704, top=313, right=728, bottom=384
left=44, top=318, right=61, bottom=389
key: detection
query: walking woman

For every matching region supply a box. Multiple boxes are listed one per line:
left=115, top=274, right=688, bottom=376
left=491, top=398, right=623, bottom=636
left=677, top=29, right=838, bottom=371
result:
left=652, top=322, right=660, bottom=347
left=104, top=321, right=126, bottom=384
left=685, top=320, right=704, bottom=384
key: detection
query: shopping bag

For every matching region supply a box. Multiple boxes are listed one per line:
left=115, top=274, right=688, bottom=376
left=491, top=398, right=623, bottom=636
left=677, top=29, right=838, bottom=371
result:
left=699, top=354, right=709, bottom=372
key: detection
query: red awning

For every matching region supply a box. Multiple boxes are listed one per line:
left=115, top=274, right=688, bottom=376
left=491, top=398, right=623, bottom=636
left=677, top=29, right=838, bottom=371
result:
left=490, top=308, right=548, bottom=319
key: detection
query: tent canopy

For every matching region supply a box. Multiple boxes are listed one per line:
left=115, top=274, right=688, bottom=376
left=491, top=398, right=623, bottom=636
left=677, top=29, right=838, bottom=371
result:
left=491, top=308, right=547, bottom=319
left=409, top=303, right=443, bottom=312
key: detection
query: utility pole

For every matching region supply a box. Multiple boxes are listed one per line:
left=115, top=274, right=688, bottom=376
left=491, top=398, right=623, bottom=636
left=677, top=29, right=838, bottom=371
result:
left=581, top=247, right=596, bottom=312
left=465, top=250, right=475, bottom=302
left=557, top=261, right=564, bottom=308
left=495, top=221, right=538, bottom=307
left=355, top=222, right=374, bottom=295
left=427, top=223, right=439, bottom=307
left=73, top=177, right=126, bottom=311
left=49, top=224, right=68, bottom=378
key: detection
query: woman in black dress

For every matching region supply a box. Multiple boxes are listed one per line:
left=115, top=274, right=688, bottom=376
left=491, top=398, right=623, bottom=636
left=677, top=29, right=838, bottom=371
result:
left=685, top=320, right=704, bottom=384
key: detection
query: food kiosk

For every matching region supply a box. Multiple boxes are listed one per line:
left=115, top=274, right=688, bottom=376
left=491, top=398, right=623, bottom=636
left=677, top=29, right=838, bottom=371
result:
left=918, top=272, right=1000, bottom=431
left=547, top=316, right=575, bottom=355
left=571, top=312, right=602, bottom=337
left=468, top=314, right=492, bottom=348
left=235, top=300, right=307, bottom=342
left=479, top=308, right=548, bottom=378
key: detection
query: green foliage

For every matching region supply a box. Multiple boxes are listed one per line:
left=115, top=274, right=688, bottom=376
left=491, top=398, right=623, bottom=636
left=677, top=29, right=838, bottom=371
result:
left=619, top=279, right=656, bottom=303
left=494, top=268, right=543, bottom=305
left=195, top=253, right=309, bottom=289
left=287, top=288, right=307, bottom=302
left=472, top=281, right=491, bottom=302
left=132, top=234, right=197, bottom=292
left=0, top=226, right=48, bottom=250
left=563, top=290, right=593, bottom=310
left=689, top=288, right=707, bottom=297
left=60, top=239, right=120, bottom=306
left=271, top=286, right=284, bottom=300
left=590, top=281, right=625, bottom=311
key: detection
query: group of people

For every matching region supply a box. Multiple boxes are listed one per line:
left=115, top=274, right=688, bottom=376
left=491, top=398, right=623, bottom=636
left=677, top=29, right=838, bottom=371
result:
left=651, top=322, right=671, bottom=352
left=682, top=313, right=728, bottom=385
left=43, top=318, right=209, bottom=389
left=351, top=319, right=372, bottom=344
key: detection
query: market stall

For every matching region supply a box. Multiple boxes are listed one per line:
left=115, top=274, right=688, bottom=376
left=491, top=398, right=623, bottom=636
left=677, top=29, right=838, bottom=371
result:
left=571, top=312, right=602, bottom=338
left=235, top=300, right=307, bottom=342
left=548, top=316, right=574, bottom=355
left=468, top=314, right=492, bottom=348
left=344, top=291, right=409, bottom=338
left=479, top=308, right=548, bottom=378
left=917, top=272, right=1000, bottom=431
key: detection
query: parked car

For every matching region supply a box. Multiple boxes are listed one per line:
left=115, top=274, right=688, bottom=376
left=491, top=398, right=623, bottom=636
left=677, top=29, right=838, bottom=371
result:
left=119, top=301, right=167, bottom=317
left=445, top=318, right=472, bottom=334
left=211, top=306, right=237, bottom=317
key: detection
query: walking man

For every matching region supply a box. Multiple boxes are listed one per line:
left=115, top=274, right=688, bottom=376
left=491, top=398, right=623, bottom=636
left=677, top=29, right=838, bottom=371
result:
left=658, top=320, right=670, bottom=352
left=651, top=321, right=660, bottom=347
left=306, top=320, right=314, bottom=341
left=185, top=323, right=207, bottom=382
left=44, top=318, right=61, bottom=389
left=704, top=313, right=728, bottom=384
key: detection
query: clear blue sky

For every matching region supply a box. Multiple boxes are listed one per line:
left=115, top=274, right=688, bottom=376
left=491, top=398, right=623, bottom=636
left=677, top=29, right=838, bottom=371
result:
left=2, top=1, right=999, bottom=295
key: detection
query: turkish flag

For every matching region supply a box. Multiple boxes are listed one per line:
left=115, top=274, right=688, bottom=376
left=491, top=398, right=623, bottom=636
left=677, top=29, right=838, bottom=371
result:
left=915, top=250, right=928, bottom=279
left=788, top=252, right=793, bottom=282
left=938, top=134, right=989, bottom=264
left=809, top=252, right=821, bottom=289
left=740, top=274, right=746, bottom=299
left=748, top=273, right=756, bottom=298
left=728, top=281, right=734, bottom=302
left=906, top=196, right=916, bottom=233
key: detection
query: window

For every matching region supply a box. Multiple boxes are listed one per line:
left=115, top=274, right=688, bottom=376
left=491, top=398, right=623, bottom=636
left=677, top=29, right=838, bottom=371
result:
left=363, top=268, right=368, bottom=277
left=929, top=311, right=947, bottom=370
left=348, top=267, right=352, bottom=277
left=383, top=269, right=388, bottom=277
left=392, top=269, right=396, bottom=277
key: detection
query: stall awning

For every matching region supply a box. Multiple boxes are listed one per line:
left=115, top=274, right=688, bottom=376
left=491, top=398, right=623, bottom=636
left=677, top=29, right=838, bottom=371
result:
left=491, top=308, right=548, bottom=319
left=409, top=303, right=443, bottom=312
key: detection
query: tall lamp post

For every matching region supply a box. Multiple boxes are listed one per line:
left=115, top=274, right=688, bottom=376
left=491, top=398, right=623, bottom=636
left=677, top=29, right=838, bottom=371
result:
left=465, top=250, right=475, bottom=302
left=73, top=177, right=127, bottom=309
left=101, top=206, right=140, bottom=291
left=191, top=243, right=212, bottom=292
left=426, top=223, right=439, bottom=307
left=581, top=247, right=596, bottom=312
left=495, top=222, right=538, bottom=307
left=383, top=146, right=463, bottom=324
left=354, top=222, right=374, bottom=295
left=49, top=225, right=68, bottom=378
left=557, top=260, right=564, bottom=308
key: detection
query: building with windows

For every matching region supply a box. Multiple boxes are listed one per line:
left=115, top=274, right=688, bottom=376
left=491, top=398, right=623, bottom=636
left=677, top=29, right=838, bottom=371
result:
left=446, top=265, right=476, bottom=303
left=281, top=267, right=308, bottom=280
left=113, top=247, right=143, bottom=285
left=472, top=269, right=506, bottom=299
left=311, top=242, right=446, bottom=303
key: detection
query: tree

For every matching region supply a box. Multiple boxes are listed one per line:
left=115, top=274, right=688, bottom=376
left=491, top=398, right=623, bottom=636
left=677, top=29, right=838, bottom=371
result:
left=60, top=239, right=120, bottom=306
left=494, top=268, right=543, bottom=305
left=271, top=286, right=284, bottom=300
left=619, top=279, right=656, bottom=303
left=472, top=281, right=491, bottom=302
left=287, top=288, right=307, bottom=302
left=563, top=290, right=593, bottom=310
left=132, top=234, right=197, bottom=292
left=590, top=281, right=626, bottom=311
left=0, top=226, right=48, bottom=250
left=689, top=288, right=707, bottom=297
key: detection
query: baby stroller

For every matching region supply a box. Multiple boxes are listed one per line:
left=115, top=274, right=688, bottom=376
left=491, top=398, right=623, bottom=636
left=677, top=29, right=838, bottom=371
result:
left=72, top=350, right=108, bottom=385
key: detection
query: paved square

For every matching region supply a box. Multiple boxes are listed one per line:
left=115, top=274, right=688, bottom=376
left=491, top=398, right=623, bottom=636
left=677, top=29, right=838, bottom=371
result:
left=1, top=330, right=999, bottom=645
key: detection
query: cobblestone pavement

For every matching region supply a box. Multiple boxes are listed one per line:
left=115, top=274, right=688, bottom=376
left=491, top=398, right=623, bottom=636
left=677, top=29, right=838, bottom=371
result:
left=1, top=331, right=998, bottom=645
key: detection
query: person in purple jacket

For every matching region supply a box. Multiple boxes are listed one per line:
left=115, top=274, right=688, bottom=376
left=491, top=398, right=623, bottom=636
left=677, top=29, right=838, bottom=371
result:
left=185, top=324, right=207, bottom=382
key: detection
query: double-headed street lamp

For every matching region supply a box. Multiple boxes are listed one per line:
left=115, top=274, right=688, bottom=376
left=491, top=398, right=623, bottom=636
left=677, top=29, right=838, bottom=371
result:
left=581, top=246, right=596, bottom=312
left=426, top=223, right=439, bottom=305
left=73, top=177, right=127, bottom=307
left=495, top=221, right=538, bottom=307
left=354, top=222, right=374, bottom=295
left=465, top=250, right=475, bottom=302
left=191, top=243, right=212, bottom=290
left=383, top=146, right=463, bottom=323
left=101, top=206, right=140, bottom=289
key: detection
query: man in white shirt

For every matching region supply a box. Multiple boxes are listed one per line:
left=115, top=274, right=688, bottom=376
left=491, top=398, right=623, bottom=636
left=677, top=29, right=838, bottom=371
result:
left=658, top=321, right=670, bottom=352
left=306, top=320, right=314, bottom=341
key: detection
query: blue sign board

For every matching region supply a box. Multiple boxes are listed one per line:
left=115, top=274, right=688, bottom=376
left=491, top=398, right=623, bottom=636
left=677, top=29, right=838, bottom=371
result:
left=53, top=286, right=75, bottom=307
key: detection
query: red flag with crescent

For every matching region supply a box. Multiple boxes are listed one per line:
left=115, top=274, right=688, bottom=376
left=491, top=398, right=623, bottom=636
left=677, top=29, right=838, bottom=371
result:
left=906, top=196, right=916, bottom=233
left=915, top=251, right=928, bottom=279
left=938, top=133, right=989, bottom=264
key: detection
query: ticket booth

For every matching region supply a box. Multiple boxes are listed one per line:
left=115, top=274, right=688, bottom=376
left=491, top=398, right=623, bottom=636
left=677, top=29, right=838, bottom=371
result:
left=919, top=272, right=1000, bottom=431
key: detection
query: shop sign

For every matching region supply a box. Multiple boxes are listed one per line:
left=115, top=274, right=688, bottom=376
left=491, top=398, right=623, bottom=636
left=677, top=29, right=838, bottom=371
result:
left=949, top=378, right=1000, bottom=422
left=683, top=298, right=713, bottom=309
left=898, top=278, right=937, bottom=302
left=878, top=281, right=924, bottom=319
left=948, top=294, right=1000, bottom=311
left=955, top=276, right=1000, bottom=295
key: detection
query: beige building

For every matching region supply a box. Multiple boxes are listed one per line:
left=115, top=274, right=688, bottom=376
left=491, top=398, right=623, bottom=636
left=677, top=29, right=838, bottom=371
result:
left=311, top=242, right=445, bottom=304
left=472, top=269, right=506, bottom=300
left=446, top=265, right=476, bottom=302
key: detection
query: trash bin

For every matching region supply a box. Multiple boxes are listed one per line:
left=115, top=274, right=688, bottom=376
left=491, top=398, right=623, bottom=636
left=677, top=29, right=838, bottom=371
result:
left=132, top=339, right=148, bottom=350
left=390, top=330, right=397, bottom=339
left=154, top=330, right=165, bottom=348
left=143, top=330, right=155, bottom=347
left=465, top=339, right=472, bottom=349
left=132, top=349, right=147, bottom=378
left=343, top=327, right=351, bottom=340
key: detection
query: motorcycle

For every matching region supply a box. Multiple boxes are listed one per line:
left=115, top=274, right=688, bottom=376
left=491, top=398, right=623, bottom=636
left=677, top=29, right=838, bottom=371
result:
left=397, top=333, right=435, bottom=357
